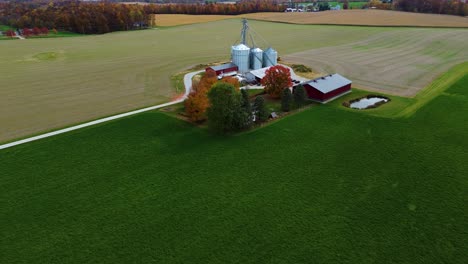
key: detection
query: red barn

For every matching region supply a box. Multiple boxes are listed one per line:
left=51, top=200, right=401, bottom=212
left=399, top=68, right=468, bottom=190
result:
left=301, top=74, right=352, bottom=103
left=205, top=63, right=238, bottom=76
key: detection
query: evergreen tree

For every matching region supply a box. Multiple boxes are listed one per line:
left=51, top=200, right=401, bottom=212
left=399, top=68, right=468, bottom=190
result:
left=254, top=96, right=268, bottom=123
left=281, top=88, right=292, bottom=112
left=293, top=85, right=307, bottom=108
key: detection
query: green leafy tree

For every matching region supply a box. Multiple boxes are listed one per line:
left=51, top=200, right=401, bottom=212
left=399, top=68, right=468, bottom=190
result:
left=207, top=82, right=242, bottom=134
left=239, top=89, right=253, bottom=129
left=281, top=88, right=292, bottom=112
left=293, top=85, right=307, bottom=108
left=254, top=96, right=268, bottom=123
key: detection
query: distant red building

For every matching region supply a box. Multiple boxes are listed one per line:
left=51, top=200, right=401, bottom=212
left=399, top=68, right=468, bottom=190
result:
left=300, top=74, right=352, bottom=103
left=206, top=63, right=238, bottom=76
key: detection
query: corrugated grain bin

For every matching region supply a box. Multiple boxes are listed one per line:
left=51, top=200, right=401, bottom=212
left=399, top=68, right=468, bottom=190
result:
left=231, top=44, right=250, bottom=73
left=250, top=48, right=263, bottom=70
left=263, top=47, right=278, bottom=67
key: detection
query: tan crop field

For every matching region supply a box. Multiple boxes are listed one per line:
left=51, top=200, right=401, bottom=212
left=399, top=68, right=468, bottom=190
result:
left=154, top=14, right=233, bottom=27
left=244, top=10, right=468, bottom=28
left=1, top=19, right=467, bottom=143
left=284, top=28, right=468, bottom=96
left=155, top=10, right=468, bottom=28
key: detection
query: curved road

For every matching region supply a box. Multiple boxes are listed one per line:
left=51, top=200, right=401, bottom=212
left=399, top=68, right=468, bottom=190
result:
left=0, top=70, right=203, bottom=150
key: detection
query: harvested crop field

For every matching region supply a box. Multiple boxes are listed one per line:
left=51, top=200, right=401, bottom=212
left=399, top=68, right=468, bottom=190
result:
left=154, top=14, right=232, bottom=27
left=154, top=11, right=468, bottom=28
left=284, top=28, right=468, bottom=96
left=1, top=19, right=467, bottom=143
left=244, top=10, right=468, bottom=28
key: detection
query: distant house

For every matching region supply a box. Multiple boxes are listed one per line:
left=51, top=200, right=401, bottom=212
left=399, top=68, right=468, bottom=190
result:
left=299, top=74, right=352, bottom=103
left=206, top=63, right=238, bottom=76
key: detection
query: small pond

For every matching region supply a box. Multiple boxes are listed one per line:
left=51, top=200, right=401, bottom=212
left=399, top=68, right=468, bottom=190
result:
left=349, top=97, right=389, bottom=110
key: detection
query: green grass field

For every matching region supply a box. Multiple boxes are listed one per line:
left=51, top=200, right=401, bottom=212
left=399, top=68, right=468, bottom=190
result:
left=1, top=65, right=467, bottom=263
left=1, top=19, right=467, bottom=143
left=328, top=1, right=368, bottom=9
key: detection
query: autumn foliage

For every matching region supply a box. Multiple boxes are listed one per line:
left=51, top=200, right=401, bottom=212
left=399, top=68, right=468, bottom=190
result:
left=5, top=29, right=15, bottom=38
left=221, top=76, right=240, bottom=90
left=184, top=71, right=217, bottom=122
left=0, top=1, right=151, bottom=34
left=261, top=65, right=293, bottom=99
left=0, top=0, right=286, bottom=35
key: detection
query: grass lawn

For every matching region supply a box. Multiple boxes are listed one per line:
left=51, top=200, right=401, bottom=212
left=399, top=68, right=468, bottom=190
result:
left=0, top=24, right=13, bottom=31
left=1, top=68, right=467, bottom=263
left=25, top=31, right=82, bottom=39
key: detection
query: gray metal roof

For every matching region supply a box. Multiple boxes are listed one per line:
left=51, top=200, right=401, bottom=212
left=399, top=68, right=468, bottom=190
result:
left=304, top=74, right=352, bottom=94
left=209, top=63, right=238, bottom=71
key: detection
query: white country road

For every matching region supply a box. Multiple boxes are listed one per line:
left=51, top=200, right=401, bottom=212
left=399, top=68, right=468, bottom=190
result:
left=0, top=70, right=203, bottom=150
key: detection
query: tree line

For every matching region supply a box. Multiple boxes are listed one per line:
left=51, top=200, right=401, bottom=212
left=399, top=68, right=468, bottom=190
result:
left=185, top=65, right=309, bottom=134
left=0, top=1, right=151, bottom=34
left=1, top=0, right=466, bottom=35
left=368, top=0, right=468, bottom=16
left=0, top=0, right=284, bottom=34
left=393, top=0, right=467, bottom=16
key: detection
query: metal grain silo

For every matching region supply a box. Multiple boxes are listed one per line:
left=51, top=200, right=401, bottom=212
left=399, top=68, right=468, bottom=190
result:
left=263, top=47, right=278, bottom=67
left=250, top=48, right=263, bottom=70
left=231, top=44, right=250, bottom=73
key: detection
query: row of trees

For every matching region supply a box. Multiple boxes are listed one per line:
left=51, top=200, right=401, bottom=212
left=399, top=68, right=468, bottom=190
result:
left=0, top=1, right=151, bottom=34
left=367, top=0, right=468, bottom=16
left=0, top=0, right=286, bottom=34
left=185, top=73, right=268, bottom=134
left=185, top=65, right=309, bottom=134
left=150, top=0, right=285, bottom=15
left=392, top=0, right=468, bottom=16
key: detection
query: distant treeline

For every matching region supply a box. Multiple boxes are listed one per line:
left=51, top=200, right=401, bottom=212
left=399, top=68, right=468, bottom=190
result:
left=151, top=0, right=285, bottom=15
left=1, top=1, right=467, bottom=35
left=0, top=0, right=284, bottom=34
left=391, top=0, right=467, bottom=16
left=0, top=1, right=152, bottom=34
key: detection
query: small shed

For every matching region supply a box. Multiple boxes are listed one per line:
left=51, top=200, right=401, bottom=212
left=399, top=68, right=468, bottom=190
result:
left=206, top=63, right=238, bottom=76
left=300, top=74, right=352, bottom=103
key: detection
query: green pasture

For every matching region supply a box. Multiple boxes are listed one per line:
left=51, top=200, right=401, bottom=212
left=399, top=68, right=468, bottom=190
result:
left=1, top=68, right=467, bottom=263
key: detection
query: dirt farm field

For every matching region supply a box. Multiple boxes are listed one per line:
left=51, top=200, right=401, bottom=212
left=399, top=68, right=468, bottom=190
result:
left=155, top=10, right=468, bottom=28
left=284, top=29, right=468, bottom=96
left=1, top=19, right=467, bottom=143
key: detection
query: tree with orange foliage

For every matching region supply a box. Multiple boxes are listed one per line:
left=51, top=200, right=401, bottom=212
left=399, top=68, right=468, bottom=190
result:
left=220, top=76, right=240, bottom=90
left=184, top=71, right=218, bottom=122
left=185, top=83, right=210, bottom=122
left=261, top=65, right=293, bottom=99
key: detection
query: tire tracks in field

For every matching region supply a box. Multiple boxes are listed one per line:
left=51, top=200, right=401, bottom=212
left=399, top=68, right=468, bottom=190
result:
left=284, top=28, right=468, bottom=97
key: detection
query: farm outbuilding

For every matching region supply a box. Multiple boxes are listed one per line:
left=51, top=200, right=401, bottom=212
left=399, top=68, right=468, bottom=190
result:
left=300, top=74, right=352, bottom=103
left=245, top=66, right=272, bottom=83
left=205, top=63, right=239, bottom=76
